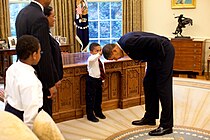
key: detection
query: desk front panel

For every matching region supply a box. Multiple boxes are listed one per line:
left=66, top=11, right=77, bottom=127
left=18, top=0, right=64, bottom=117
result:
left=52, top=53, right=146, bottom=122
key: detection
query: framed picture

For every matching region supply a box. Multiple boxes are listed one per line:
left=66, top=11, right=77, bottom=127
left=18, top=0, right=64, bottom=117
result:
left=0, top=39, right=7, bottom=49
left=172, top=0, right=196, bottom=9
left=59, top=37, right=67, bottom=44
left=8, top=36, right=17, bottom=49
left=54, top=36, right=61, bottom=42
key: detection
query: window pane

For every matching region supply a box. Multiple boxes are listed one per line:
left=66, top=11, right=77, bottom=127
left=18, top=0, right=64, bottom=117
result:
left=88, top=2, right=98, bottom=20
left=100, top=40, right=110, bottom=47
left=88, top=1, right=122, bottom=47
left=89, top=21, right=98, bottom=38
left=111, top=39, right=118, bottom=44
left=111, top=21, right=122, bottom=38
left=100, top=21, right=110, bottom=38
left=9, top=3, right=28, bottom=36
left=99, top=2, right=110, bottom=20
left=111, top=2, right=122, bottom=19
left=89, top=40, right=99, bottom=44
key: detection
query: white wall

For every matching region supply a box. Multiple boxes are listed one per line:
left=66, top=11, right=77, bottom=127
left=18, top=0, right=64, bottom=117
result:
left=142, top=0, right=210, bottom=71
left=143, top=0, right=210, bottom=38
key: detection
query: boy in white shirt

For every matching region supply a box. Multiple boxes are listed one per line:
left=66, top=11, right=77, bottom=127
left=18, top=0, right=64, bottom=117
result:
left=86, top=43, right=106, bottom=122
left=4, top=35, right=43, bottom=129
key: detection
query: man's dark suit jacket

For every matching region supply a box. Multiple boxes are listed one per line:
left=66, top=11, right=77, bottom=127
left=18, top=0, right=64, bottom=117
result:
left=118, top=32, right=174, bottom=128
left=15, top=2, right=59, bottom=89
left=117, top=32, right=170, bottom=63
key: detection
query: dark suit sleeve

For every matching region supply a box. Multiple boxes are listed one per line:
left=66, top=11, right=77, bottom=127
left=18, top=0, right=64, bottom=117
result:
left=31, top=17, right=59, bottom=89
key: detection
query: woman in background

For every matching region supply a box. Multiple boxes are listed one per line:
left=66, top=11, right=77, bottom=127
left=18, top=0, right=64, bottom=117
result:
left=44, top=6, right=63, bottom=88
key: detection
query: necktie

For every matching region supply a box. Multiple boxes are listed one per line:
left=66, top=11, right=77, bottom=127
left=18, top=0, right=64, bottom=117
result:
left=98, top=59, right=105, bottom=80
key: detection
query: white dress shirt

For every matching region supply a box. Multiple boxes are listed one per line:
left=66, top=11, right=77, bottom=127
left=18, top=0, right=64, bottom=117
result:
left=5, top=61, right=43, bottom=129
left=87, top=53, right=105, bottom=78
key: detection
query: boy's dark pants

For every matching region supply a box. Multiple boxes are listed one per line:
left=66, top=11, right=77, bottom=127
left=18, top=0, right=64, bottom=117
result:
left=86, top=75, right=103, bottom=118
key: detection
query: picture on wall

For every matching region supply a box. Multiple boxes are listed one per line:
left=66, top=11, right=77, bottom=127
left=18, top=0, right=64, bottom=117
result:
left=172, top=0, right=196, bottom=9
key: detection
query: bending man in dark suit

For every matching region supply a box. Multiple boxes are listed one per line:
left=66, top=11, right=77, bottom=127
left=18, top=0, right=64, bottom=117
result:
left=16, top=0, right=59, bottom=116
left=102, top=31, right=175, bottom=136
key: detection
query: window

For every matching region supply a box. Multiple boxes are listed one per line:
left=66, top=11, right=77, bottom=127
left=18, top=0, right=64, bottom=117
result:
left=9, top=0, right=123, bottom=47
left=9, top=0, right=30, bottom=36
left=88, top=0, right=122, bottom=46
left=9, top=0, right=30, bottom=62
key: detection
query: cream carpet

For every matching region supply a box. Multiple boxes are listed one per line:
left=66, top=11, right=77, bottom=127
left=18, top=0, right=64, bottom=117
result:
left=57, top=77, right=210, bottom=140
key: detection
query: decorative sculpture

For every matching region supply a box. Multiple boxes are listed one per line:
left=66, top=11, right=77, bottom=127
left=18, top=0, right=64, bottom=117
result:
left=173, top=14, right=193, bottom=38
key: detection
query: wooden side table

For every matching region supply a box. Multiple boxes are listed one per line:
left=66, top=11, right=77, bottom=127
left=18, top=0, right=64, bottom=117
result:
left=206, top=57, right=210, bottom=80
left=171, top=38, right=205, bottom=76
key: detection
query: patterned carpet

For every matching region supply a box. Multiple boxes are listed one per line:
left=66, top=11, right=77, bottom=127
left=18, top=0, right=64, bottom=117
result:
left=106, top=126, right=210, bottom=140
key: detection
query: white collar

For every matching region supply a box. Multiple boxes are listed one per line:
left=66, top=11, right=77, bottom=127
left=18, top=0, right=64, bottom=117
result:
left=31, top=0, right=44, bottom=11
left=17, top=60, right=35, bottom=72
left=116, top=42, right=123, bottom=51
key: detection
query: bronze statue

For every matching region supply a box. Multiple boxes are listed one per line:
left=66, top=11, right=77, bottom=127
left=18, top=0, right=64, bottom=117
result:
left=173, top=14, right=193, bottom=38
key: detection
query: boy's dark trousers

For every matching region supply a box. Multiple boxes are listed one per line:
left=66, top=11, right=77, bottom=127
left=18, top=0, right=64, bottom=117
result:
left=5, top=103, right=42, bottom=122
left=86, top=75, right=103, bottom=118
left=5, top=103, right=24, bottom=121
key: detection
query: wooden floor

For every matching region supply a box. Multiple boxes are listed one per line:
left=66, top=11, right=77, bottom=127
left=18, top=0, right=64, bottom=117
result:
left=56, top=75, right=210, bottom=140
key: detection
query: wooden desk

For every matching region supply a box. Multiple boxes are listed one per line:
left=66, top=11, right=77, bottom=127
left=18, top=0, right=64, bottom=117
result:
left=52, top=52, right=146, bottom=122
left=0, top=44, right=72, bottom=78
left=0, top=48, right=16, bottom=76
left=59, top=44, right=74, bottom=52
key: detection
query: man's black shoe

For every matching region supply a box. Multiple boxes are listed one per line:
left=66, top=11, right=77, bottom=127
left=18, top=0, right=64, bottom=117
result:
left=95, top=113, right=106, bottom=119
left=87, top=116, right=99, bottom=122
left=149, top=127, right=173, bottom=136
left=132, top=118, right=156, bottom=125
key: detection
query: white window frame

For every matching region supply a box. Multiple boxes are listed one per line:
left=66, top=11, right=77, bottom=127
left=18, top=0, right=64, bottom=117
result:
left=88, top=0, right=122, bottom=45
left=9, top=0, right=30, bottom=4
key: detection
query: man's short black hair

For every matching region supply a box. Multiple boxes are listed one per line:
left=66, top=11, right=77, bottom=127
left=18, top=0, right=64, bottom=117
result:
left=89, top=42, right=100, bottom=51
left=44, top=6, right=53, bottom=17
left=102, top=44, right=115, bottom=59
left=16, top=35, right=40, bottom=60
